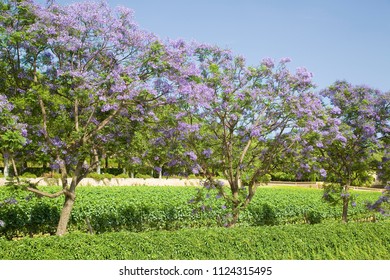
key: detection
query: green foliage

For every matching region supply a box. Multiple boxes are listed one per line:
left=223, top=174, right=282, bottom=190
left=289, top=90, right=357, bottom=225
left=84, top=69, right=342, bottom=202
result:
left=20, top=172, right=37, bottom=179
left=0, top=221, right=389, bottom=260
left=322, top=183, right=357, bottom=207
left=114, top=173, right=129, bottom=179
left=136, top=174, right=152, bottom=179
left=0, top=130, right=25, bottom=152
left=271, top=171, right=296, bottom=181
left=303, top=210, right=323, bottom=224
left=86, top=173, right=115, bottom=180
left=0, top=186, right=385, bottom=239
left=250, top=203, right=278, bottom=226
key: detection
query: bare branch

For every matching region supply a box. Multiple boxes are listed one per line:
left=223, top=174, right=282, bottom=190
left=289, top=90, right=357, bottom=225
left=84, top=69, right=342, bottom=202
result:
left=26, top=186, right=65, bottom=199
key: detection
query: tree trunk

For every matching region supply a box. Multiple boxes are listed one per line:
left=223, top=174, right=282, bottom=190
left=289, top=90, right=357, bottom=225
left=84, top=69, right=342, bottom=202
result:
left=158, top=167, right=162, bottom=179
left=342, top=196, right=349, bottom=223
left=342, top=183, right=350, bottom=223
left=92, top=149, right=101, bottom=174
left=3, top=156, right=9, bottom=178
left=227, top=208, right=240, bottom=227
left=56, top=192, right=76, bottom=236
left=226, top=179, right=240, bottom=227
left=11, top=157, right=19, bottom=177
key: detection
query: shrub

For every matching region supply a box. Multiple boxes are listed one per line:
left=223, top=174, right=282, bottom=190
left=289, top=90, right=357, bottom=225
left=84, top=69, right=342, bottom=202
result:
left=303, top=210, right=322, bottom=224
left=20, top=172, right=37, bottom=179
left=0, top=186, right=385, bottom=239
left=250, top=203, right=278, bottom=226
left=271, top=171, right=296, bottom=181
left=87, top=173, right=115, bottom=180
left=115, top=173, right=129, bottom=179
left=0, top=221, right=389, bottom=260
left=136, top=174, right=152, bottom=179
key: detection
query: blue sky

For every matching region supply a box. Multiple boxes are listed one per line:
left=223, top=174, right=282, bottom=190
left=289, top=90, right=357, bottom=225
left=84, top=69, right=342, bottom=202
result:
left=37, top=0, right=390, bottom=92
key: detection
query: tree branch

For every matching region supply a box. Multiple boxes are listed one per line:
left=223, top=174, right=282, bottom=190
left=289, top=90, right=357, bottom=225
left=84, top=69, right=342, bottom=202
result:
left=26, top=186, right=65, bottom=199
left=83, top=103, right=124, bottom=143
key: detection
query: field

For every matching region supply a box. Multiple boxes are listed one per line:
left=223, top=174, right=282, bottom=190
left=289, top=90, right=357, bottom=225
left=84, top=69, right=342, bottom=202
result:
left=0, top=185, right=389, bottom=259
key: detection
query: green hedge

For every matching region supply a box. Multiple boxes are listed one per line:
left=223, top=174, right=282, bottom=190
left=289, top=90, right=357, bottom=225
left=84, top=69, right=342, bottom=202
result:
left=0, top=186, right=385, bottom=238
left=0, top=221, right=389, bottom=260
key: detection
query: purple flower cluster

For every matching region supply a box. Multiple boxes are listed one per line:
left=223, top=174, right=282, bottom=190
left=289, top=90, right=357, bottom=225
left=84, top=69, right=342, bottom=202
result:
left=131, top=157, right=142, bottom=165
left=3, top=198, right=18, bottom=205
left=184, top=151, right=197, bottom=161
left=296, top=67, right=313, bottom=84
left=0, top=95, right=14, bottom=112
left=261, top=58, right=275, bottom=68
left=202, top=148, right=213, bottom=158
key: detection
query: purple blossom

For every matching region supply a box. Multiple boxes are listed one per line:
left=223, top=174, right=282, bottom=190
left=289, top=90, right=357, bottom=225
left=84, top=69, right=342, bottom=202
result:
left=191, top=167, right=200, bottom=174
left=177, top=122, right=200, bottom=134
left=0, top=220, right=5, bottom=227
left=216, top=180, right=225, bottom=187
left=335, top=134, right=347, bottom=143
left=250, top=127, right=261, bottom=137
left=319, top=169, right=327, bottom=177
left=4, top=198, right=18, bottom=205
left=296, top=67, right=313, bottom=84
left=101, top=103, right=119, bottom=112
left=184, top=151, right=197, bottom=161
left=131, top=157, right=142, bottom=165
left=280, top=57, right=292, bottom=64
left=51, top=137, right=64, bottom=148
left=363, top=125, right=375, bottom=136
left=21, top=128, right=28, bottom=137
left=378, top=196, right=389, bottom=203
left=316, top=142, right=324, bottom=148
left=0, top=95, right=14, bottom=112
left=300, top=163, right=310, bottom=172
left=340, top=192, right=350, bottom=198
left=204, top=182, right=211, bottom=190
left=331, top=107, right=341, bottom=115
left=261, top=57, right=274, bottom=68
left=202, top=148, right=213, bottom=158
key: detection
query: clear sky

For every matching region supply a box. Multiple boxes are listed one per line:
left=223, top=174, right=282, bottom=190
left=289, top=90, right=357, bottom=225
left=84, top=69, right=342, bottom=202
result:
left=36, top=0, right=390, bottom=92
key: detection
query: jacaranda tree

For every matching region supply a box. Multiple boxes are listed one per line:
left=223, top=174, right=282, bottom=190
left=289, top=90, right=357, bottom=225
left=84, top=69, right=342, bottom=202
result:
left=173, top=45, right=326, bottom=226
left=308, top=81, right=389, bottom=222
left=1, top=0, right=193, bottom=235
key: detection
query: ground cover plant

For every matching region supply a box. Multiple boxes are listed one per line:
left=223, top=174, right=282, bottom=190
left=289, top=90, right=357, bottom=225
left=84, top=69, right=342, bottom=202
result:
left=1, top=221, right=389, bottom=260
left=0, top=185, right=386, bottom=239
